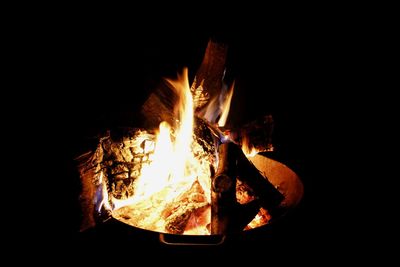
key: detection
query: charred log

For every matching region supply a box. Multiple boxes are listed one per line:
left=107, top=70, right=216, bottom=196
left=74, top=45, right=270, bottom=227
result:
left=193, top=117, right=218, bottom=162
left=100, top=130, right=156, bottom=200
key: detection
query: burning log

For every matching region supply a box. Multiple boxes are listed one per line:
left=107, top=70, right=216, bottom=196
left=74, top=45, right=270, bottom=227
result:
left=163, top=181, right=209, bottom=234
left=236, top=144, right=284, bottom=214
left=211, top=142, right=284, bottom=234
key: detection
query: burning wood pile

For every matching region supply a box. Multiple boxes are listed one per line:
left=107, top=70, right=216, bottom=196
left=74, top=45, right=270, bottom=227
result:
left=77, top=40, right=303, bottom=236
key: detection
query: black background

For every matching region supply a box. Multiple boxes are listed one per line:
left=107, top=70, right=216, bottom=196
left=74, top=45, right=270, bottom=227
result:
left=15, top=9, right=367, bottom=263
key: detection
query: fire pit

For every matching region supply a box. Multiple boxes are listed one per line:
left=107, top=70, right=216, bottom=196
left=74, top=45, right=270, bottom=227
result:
left=76, top=40, right=303, bottom=242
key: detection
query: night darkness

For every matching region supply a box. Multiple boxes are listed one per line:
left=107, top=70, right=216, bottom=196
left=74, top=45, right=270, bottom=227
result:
left=25, top=13, right=352, bottom=263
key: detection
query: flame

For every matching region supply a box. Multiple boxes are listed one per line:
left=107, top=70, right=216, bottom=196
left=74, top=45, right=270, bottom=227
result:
left=96, top=172, right=111, bottom=212
left=110, top=68, right=212, bottom=234
left=217, top=82, right=234, bottom=127
left=199, top=82, right=234, bottom=127
left=241, top=134, right=259, bottom=158
left=131, top=121, right=174, bottom=200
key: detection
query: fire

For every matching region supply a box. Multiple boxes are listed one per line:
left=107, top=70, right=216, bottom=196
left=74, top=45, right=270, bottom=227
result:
left=83, top=67, right=275, bottom=235
left=110, top=68, right=212, bottom=234
left=241, top=134, right=259, bottom=158
left=130, top=121, right=174, bottom=200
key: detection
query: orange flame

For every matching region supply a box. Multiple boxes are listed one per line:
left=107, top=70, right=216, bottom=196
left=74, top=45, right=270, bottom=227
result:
left=217, top=82, right=234, bottom=127
left=241, top=134, right=259, bottom=158
left=111, top=68, right=212, bottom=234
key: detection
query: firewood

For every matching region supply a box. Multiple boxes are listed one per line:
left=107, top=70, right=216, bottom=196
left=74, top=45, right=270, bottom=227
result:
left=228, top=114, right=275, bottom=153
left=191, top=40, right=229, bottom=111
left=211, top=142, right=261, bottom=234
left=235, top=144, right=284, bottom=214
left=163, top=181, right=209, bottom=234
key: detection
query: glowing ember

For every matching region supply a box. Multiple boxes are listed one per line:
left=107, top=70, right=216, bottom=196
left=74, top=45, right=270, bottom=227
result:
left=245, top=208, right=271, bottom=230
